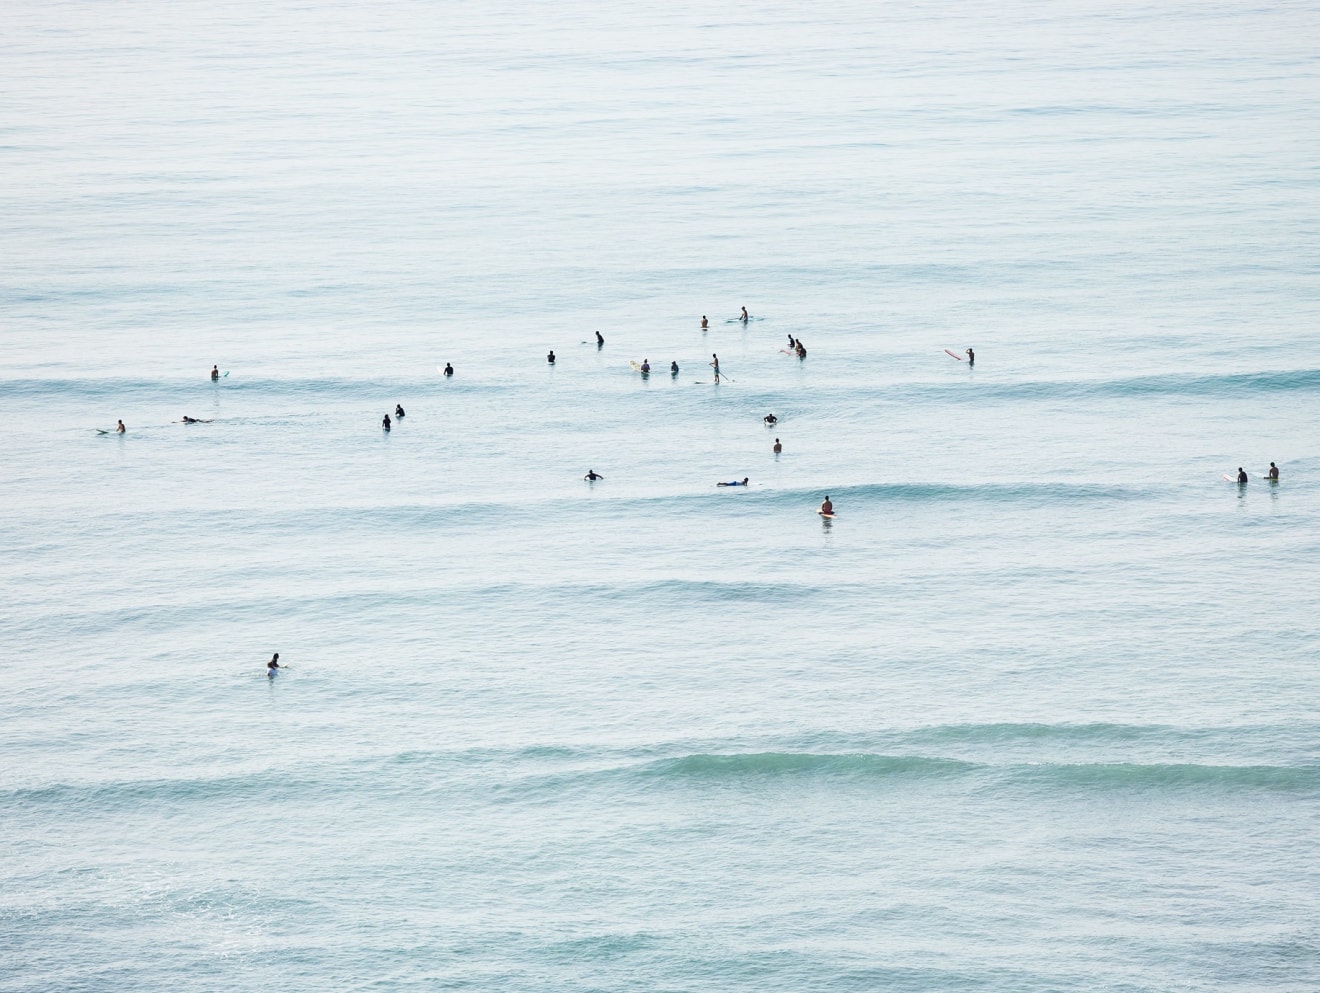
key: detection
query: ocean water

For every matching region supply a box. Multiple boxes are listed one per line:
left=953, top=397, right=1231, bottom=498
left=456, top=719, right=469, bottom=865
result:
left=3, top=1, right=1319, bottom=990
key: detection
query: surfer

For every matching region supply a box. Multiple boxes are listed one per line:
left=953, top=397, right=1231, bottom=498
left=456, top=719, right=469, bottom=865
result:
left=701, top=315, right=708, bottom=330
left=267, top=653, right=281, bottom=678
left=787, top=335, right=795, bottom=349
left=444, top=362, right=454, bottom=376
left=382, top=413, right=392, bottom=432
left=641, top=359, right=651, bottom=374
left=181, top=416, right=211, bottom=424
left=966, top=347, right=975, bottom=366
left=584, top=470, right=605, bottom=481
left=820, top=495, right=834, bottom=515
left=210, top=365, right=219, bottom=381
left=596, top=331, right=605, bottom=346
left=717, top=478, right=750, bottom=487
left=670, top=360, right=679, bottom=375
left=115, top=420, right=126, bottom=434
left=395, top=404, right=405, bottom=418
left=740, top=306, right=748, bottom=323
left=795, top=339, right=806, bottom=358
left=1266, top=462, right=1279, bottom=480
left=711, top=353, right=721, bottom=383
left=773, top=438, right=782, bottom=453
left=763, top=413, right=778, bottom=426
left=1236, top=467, right=1248, bottom=484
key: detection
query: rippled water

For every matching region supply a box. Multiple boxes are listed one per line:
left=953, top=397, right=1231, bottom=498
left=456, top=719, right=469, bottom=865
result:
left=3, top=0, right=1319, bottom=990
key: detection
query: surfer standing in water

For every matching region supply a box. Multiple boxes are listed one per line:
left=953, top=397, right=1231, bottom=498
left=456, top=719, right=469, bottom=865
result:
left=584, top=470, right=605, bottom=481
left=444, top=363, right=454, bottom=376
left=773, top=438, right=782, bottom=454
left=1266, top=462, right=1280, bottom=480
left=596, top=331, right=605, bottom=347
left=210, top=365, right=219, bottom=381
left=701, top=316, right=708, bottom=330
left=382, top=413, right=391, bottom=431
left=115, top=420, right=126, bottom=434
left=966, top=347, right=975, bottom=366
left=1236, top=468, right=1248, bottom=484
left=711, top=354, right=721, bottom=383
left=547, top=350, right=556, bottom=364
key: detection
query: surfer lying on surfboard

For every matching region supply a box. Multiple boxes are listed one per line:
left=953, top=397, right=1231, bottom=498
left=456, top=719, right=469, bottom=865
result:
left=717, top=478, right=749, bottom=487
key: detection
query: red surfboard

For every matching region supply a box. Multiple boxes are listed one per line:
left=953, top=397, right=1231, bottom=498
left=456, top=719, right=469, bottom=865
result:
left=945, top=349, right=963, bottom=360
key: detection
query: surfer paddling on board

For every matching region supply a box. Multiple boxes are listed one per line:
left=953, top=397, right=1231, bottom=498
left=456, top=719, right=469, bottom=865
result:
left=181, top=415, right=211, bottom=424
left=267, top=653, right=281, bottom=678
left=1266, top=462, right=1279, bottom=480
left=210, top=365, right=220, bottom=381
left=1236, top=468, right=1248, bottom=484
left=717, top=478, right=750, bottom=487
left=584, top=470, right=605, bottom=481
left=711, top=354, right=721, bottom=383
left=820, top=495, right=834, bottom=516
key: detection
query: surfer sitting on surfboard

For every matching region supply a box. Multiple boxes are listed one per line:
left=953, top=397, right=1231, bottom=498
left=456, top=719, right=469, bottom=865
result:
left=268, top=653, right=281, bottom=678
left=820, top=495, right=834, bottom=516
left=115, top=420, right=126, bottom=434
left=717, top=478, right=750, bottom=487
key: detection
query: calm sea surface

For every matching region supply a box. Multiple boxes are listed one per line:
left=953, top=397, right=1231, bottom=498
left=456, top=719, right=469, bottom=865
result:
left=3, top=1, right=1319, bottom=990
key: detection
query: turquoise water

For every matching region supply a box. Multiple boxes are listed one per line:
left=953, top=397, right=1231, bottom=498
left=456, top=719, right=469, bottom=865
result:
left=3, top=1, right=1320, bottom=990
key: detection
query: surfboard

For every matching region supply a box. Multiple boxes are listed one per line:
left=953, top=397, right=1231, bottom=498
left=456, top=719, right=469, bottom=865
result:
left=945, top=349, right=963, bottom=360
left=818, top=511, right=836, bottom=518
left=1223, top=474, right=1247, bottom=482
left=629, top=361, right=651, bottom=374
left=96, top=429, right=109, bottom=434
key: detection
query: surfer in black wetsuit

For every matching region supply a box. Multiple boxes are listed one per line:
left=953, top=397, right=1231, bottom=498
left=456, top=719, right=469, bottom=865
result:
left=547, top=350, right=556, bottom=364
left=181, top=416, right=211, bottom=424
left=1237, top=467, right=1248, bottom=484
left=444, top=363, right=454, bottom=376
left=584, top=470, right=604, bottom=481
left=395, top=404, right=405, bottom=418
left=1266, top=462, right=1279, bottom=480
left=641, top=359, right=650, bottom=374
left=210, top=365, right=220, bottom=381
left=763, top=413, right=778, bottom=426
left=966, top=347, right=975, bottom=366
left=596, top=331, right=605, bottom=347
left=268, top=653, right=281, bottom=677
left=670, top=361, right=679, bottom=375
left=382, top=413, right=391, bottom=431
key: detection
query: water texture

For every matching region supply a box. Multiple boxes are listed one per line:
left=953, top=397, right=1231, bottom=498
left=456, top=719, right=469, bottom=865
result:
left=2, top=1, right=1319, bottom=990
